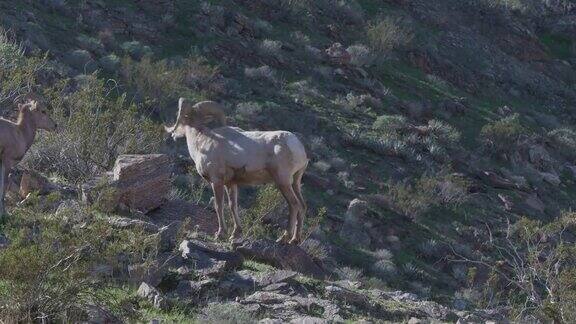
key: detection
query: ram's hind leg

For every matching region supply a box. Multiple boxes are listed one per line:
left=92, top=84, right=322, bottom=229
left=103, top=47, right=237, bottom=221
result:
left=290, top=167, right=307, bottom=245
left=275, top=174, right=302, bottom=244
left=226, top=184, right=242, bottom=241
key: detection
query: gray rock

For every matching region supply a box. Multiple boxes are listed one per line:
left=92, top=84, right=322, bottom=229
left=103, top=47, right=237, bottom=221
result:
left=324, top=285, right=369, bottom=307
left=241, top=291, right=341, bottom=322
left=237, top=240, right=327, bottom=279
left=259, top=319, right=283, bottom=324
left=105, top=216, right=158, bottom=232
left=82, top=154, right=173, bottom=213
left=290, top=317, right=329, bottom=324
left=540, top=171, right=561, bottom=186
left=137, top=282, right=167, bottom=309
left=113, top=154, right=173, bottom=213
left=174, top=278, right=216, bottom=299
left=524, top=193, right=545, bottom=213
left=339, top=199, right=371, bottom=248
left=179, top=239, right=243, bottom=277
left=0, top=234, right=10, bottom=249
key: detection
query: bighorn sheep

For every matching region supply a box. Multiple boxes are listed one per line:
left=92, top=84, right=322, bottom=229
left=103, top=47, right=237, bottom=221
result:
left=166, top=98, right=308, bottom=244
left=0, top=94, right=58, bottom=216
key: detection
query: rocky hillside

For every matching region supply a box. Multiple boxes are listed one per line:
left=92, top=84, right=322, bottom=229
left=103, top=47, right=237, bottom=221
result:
left=2, top=0, right=576, bottom=322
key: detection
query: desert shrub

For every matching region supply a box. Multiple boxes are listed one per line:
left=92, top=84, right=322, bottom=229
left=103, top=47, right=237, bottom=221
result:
left=290, top=31, right=311, bottom=46
left=346, top=118, right=460, bottom=162
left=258, top=39, right=283, bottom=60
left=402, top=262, right=425, bottom=280
left=122, top=57, right=187, bottom=112
left=120, top=41, right=152, bottom=60
left=235, top=102, right=264, bottom=123
left=548, top=127, right=576, bottom=160
left=347, top=44, right=374, bottom=67
left=244, top=65, right=276, bottom=83
left=24, top=75, right=163, bottom=183
left=241, top=185, right=285, bottom=240
left=198, top=302, right=253, bottom=324
left=0, top=207, right=159, bottom=322
left=77, top=34, right=104, bottom=53
left=335, top=266, right=363, bottom=281
left=99, top=54, right=120, bottom=73
left=386, top=172, right=469, bottom=219
left=418, top=239, right=443, bottom=259
left=367, top=17, right=413, bottom=56
left=334, top=92, right=376, bottom=113
left=0, top=29, right=47, bottom=105
left=372, top=259, right=398, bottom=280
left=301, top=238, right=329, bottom=261
left=373, top=115, right=409, bottom=131
left=372, top=248, right=393, bottom=261
left=454, top=214, right=576, bottom=321
left=480, top=113, right=527, bottom=154
left=65, top=49, right=97, bottom=72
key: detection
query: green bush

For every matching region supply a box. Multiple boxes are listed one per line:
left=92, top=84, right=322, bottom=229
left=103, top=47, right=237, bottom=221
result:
left=386, top=172, right=469, bottom=219
left=367, top=17, right=413, bottom=57
left=0, top=207, right=159, bottom=322
left=198, top=302, right=253, bottom=324
left=240, top=185, right=284, bottom=240
left=121, top=56, right=219, bottom=115
left=0, top=29, right=47, bottom=105
left=548, top=127, right=576, bottom=160
left=24, top=75, right=163, bottom=183
left=480, top=113, right=527, bottom=154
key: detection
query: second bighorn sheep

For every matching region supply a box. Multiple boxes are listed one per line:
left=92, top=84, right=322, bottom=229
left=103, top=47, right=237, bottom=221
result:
left=0, top=94, right=58, bottom=216
left=166, top=98, right=309, bottom=244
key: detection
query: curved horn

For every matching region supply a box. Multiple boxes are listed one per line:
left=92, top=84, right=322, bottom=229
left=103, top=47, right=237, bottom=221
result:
left=165, top=97, right=192, bottom=136
left=194, top=101, right=227, bottom=127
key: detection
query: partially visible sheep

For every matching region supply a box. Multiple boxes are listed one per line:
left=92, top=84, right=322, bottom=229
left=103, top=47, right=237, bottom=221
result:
left=166, top=98, right=309, bottom=244
left=0, top=94, right=58, bottom=216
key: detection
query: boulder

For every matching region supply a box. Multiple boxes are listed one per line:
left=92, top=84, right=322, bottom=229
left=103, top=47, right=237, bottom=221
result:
left=105, top=216, right=159, bottom=232
left=524, top=193, right=545, bottom=213
left=82, top=154, right=172, bottom=213
left=137, top=282, right=167, bottom=309
left=174, top=278, right=217, bottom=299
left=339, top=199, right=371, bottom=248
left=237, top=240, right=328, bottom=279
left=540, top=172, right=561, bottom=186
left=179, top=239, right=243, bottom=278
left=113, top=154, right=173, bottom=212
left=241, top=291, right=342, bottom=322
left=324, top=285, right=370, bottom=308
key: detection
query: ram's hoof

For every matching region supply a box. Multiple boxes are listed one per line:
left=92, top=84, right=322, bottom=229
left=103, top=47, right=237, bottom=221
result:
left=276, top=231, right=290, bottom=244
left=214, top=230, right=226, bottom=240
left=288, top=237, right=301, bottom=245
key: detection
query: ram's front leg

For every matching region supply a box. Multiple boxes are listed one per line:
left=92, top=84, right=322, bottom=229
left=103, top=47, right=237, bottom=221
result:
left=211, top=181, right=227, bottom=240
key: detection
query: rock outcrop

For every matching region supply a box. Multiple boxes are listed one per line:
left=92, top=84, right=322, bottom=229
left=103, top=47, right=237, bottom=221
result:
left=82, top=154, right=172, bottom=213
left=237, top=239, right=328, bottom=279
